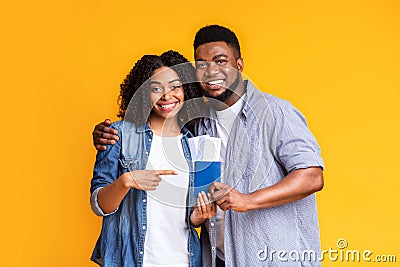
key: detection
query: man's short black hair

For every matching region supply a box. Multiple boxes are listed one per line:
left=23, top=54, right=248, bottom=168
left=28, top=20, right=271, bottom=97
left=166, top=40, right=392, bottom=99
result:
left=193, top=25, right=241, bottom=58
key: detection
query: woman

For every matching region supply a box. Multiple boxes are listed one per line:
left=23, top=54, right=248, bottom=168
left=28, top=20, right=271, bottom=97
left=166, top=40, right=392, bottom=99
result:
left=90, top=50, right=213, bottom=267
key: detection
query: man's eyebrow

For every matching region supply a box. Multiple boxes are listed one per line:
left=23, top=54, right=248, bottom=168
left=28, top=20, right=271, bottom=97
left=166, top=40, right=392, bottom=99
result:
left=195, top=54, right=228, bottom=62
left=212, top=54, right=228, bottom=61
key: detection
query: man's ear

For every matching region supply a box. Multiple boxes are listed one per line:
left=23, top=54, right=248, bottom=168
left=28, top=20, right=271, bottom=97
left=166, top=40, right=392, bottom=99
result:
left=237, top=58, right=244, bottom=72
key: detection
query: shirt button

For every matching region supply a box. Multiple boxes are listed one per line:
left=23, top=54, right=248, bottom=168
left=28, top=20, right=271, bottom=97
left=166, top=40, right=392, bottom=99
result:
left=142, top=226, right=146, bottom=230
left=145, top=151, right=148, bottom=155
left=212, top=247, right=216, bottom=250
left=140, top=251, right=143, bottom=255
left=143, top=199, right=146, bottom=202
left=210, top=223, right=215, bottom=227
left=149, top=138, right=152, bottom=142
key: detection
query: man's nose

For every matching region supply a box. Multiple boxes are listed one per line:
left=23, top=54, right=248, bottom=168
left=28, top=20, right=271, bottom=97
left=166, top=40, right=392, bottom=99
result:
left=206, top=62, right=220, bottom=76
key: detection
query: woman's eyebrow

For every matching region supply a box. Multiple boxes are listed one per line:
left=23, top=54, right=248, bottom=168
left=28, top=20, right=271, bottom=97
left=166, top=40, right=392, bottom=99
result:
left=168, top=79, right=181, bottom=84
left=149, top=81, right=161, bottom=85
left=149, top=79, right=180, bottom=85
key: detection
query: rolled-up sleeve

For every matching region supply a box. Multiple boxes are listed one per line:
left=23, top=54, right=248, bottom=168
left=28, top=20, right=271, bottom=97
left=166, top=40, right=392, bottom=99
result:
left=272, top=99, right=324, bottom=173
left=90, top=122, right=123, bottom=216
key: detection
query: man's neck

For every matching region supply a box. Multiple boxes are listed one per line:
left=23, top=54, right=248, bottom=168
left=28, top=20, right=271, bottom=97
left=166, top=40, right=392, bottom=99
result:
left=216, top=80, right=246, bottom=110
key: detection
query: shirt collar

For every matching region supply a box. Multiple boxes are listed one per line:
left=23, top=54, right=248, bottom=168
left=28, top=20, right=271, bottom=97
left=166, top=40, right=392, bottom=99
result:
left=136, top=122, right=192, bottom=138
left=201, top=80, right=259, bottom=126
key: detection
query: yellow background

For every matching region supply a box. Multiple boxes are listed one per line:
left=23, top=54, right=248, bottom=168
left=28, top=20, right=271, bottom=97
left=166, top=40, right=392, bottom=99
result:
left=1, top=0, right=399, bottom=266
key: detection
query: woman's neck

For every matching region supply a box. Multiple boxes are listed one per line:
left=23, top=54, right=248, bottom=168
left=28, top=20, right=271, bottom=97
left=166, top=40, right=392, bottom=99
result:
left=148, top=116, right=181, bottom=137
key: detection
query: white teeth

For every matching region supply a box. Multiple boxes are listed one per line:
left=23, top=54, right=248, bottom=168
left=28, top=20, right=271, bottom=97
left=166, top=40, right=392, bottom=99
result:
left=207, top=80, right=224, bottom=85
left=161, top=103, right=176, bottom=109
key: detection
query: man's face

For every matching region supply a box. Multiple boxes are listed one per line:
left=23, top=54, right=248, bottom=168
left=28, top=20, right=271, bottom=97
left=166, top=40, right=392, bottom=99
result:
left=195, top=41, right=244, bottom=102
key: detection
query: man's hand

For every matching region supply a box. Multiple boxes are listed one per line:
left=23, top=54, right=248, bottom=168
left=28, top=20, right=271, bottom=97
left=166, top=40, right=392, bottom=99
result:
left=121, top=169, right=178, bottom=191
left=209, top=168, right=324, bottom=213
left=190, top=191, right=216, bottom=227
left=210, top=182, right=253, bottom=212
left=92, top=119, right=119, bottom=151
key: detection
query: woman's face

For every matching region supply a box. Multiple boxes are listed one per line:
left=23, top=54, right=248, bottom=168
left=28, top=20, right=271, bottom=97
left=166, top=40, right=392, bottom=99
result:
left=149, top=67, right=185, bottom=120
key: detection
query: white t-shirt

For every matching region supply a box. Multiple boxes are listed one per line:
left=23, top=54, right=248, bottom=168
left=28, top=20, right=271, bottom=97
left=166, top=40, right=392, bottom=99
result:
left=215, top=95, right=245, bottom=261
left=143, top=134, right=190, bottom=267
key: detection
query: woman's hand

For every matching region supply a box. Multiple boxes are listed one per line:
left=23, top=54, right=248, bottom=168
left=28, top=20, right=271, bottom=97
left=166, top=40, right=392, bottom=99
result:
left=120, top=169, right=178, bottom=190
left=190, top=191, right=216, bottom=227
left=97, top=169, right=177, bottom=214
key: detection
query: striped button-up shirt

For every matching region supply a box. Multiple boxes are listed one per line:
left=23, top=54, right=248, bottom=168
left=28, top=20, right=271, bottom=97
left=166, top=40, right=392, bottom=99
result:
left=196, top=81, right=324, bottom=267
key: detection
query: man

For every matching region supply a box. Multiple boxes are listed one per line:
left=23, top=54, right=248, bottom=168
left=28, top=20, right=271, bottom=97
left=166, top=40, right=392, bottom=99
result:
left=93, top=25, right=324, bottom=267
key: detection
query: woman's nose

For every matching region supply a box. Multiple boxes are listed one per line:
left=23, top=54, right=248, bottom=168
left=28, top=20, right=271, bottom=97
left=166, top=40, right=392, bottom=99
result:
left=161, top=89, right=173, bottom=100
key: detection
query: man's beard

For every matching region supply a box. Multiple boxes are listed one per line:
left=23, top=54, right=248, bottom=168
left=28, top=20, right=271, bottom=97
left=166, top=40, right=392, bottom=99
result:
left=203, top=72, right=240, bottom=103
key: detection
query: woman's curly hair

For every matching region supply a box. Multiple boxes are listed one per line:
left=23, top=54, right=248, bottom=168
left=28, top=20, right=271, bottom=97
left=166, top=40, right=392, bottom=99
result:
left=117, top=50, right=206, bottom=129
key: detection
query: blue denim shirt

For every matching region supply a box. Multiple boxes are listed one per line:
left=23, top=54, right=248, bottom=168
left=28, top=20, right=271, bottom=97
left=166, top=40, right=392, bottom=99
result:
left=90, top=120, right=201, bottom=267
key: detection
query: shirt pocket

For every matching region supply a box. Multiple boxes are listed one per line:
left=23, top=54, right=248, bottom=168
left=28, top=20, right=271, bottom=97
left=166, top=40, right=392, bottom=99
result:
left=118, top=157, right=139, bottom=174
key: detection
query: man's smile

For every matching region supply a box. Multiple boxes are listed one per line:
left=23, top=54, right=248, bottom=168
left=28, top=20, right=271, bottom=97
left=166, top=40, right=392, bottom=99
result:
left=203, top=79, right=226, bottom=90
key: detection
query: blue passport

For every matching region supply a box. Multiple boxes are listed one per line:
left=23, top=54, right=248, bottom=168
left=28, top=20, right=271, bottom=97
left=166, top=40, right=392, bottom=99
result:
left=192, top=161, right=221, bottom=204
